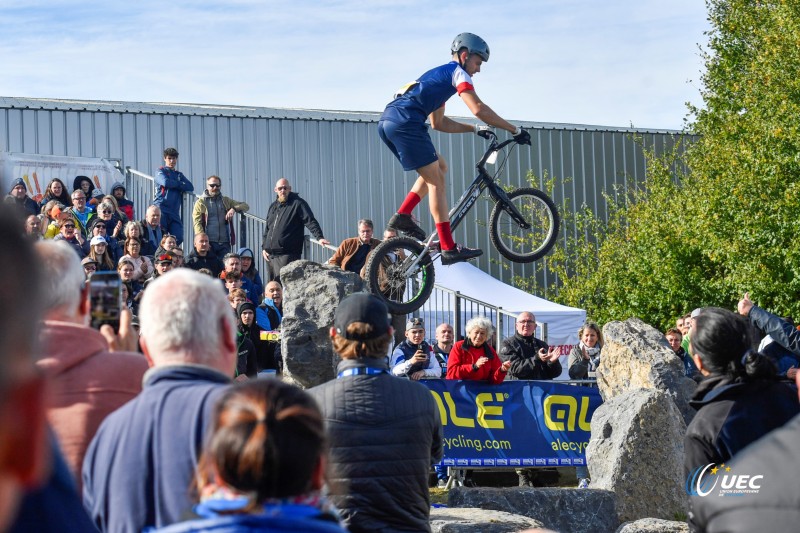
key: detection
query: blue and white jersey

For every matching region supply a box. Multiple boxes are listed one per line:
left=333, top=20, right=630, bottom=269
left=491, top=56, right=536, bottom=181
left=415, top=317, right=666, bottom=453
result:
left=382, top=61, right=475, bottom=124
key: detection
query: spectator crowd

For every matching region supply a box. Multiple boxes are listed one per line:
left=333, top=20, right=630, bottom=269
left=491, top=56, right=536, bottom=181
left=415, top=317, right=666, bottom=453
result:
left=3, top=146, right=800, bottom=533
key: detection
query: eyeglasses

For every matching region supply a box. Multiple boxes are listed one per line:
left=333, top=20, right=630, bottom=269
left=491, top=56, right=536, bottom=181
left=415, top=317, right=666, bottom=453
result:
left=84, top=265, right=97, bottom=271
left=94, top=224, right=106, bottom=229
left=72, top=197, right=85, bottom=201
left=517, top=320, right=536, bottom=325
left=208, top=183, right=220, bottom=189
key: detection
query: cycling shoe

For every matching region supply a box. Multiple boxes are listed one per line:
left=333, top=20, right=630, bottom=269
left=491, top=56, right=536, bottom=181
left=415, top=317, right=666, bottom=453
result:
left=440, top=245, right=483, bottom=265
left=387, top=213, right=426, bottom=241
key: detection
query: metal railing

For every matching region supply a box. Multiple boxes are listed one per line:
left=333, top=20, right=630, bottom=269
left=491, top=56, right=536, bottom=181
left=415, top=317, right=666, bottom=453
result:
left=124, top=167, right=549, bottom=344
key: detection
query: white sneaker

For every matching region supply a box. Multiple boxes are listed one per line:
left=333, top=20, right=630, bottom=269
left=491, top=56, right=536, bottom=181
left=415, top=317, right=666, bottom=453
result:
left=578, top=478, right=590, bottom=489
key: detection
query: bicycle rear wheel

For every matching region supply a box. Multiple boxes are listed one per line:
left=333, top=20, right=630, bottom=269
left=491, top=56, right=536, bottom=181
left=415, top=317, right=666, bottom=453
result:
left=489, top=187, right=560, bottom=263
left=364, top=236, right=435, bottom=315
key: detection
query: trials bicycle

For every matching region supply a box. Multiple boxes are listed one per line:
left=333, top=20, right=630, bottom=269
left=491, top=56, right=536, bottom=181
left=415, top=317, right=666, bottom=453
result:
left=365, top=128, right=560, bottom=314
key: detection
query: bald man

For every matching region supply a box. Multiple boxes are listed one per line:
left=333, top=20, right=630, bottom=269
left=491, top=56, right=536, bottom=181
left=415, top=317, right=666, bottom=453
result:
left=260, top=178, right=329, bottom=284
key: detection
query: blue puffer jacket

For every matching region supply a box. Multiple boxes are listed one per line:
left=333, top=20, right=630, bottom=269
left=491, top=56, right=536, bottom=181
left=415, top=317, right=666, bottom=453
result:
left=153, top=167, right=194, bottom=215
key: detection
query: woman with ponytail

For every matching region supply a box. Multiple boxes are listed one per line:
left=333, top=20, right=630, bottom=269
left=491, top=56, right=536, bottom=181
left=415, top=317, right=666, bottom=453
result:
left=157, top=379, right=347, bottom=533
left=684, top=307, right=800, bottom=475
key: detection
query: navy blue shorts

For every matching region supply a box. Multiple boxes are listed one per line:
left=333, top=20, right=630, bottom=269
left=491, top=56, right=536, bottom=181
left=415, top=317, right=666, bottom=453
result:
left=378, top=119, right=439, bottom=172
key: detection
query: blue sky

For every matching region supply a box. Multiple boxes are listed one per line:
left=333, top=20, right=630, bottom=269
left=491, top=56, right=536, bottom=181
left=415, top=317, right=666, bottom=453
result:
left=0, top=1, right=709, bottom=130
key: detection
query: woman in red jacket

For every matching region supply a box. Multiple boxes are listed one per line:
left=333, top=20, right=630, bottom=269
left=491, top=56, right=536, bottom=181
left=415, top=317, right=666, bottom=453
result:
left=447, top=316, right=511, bottom=383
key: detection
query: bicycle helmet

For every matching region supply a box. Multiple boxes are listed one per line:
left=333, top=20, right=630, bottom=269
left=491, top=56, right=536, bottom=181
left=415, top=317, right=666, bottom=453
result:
left=451, top=33, right=490, bottom=62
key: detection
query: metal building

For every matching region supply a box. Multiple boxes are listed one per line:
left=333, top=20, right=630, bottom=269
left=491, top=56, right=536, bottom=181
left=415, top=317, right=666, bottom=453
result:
left=0, top=96, right=687, bottom=291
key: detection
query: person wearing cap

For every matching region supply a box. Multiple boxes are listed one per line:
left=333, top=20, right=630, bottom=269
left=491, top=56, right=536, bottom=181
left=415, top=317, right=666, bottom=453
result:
left=390, top=317, right=441, bottom=380
left=234, top=301, right=258, bottom=380
left=3, top=177, right=38, bottom=222
left=81, top=256, right=99, bottom=279
left=379, top=33, right=531, bottom=266
left=111, top=182, right=135, bottom=221
left=89, top=217, right=123, bottom=262
left=308, top=293, right=442, bottom=533
left=153, top=147, right=194, bottom=245
left=53, top=216, right=87, bottom=259
left=238, top=247, right=263, bottom=304
left=192, top=175, right=250, bottom=259
left=88, top=235, right=115, bottom=271
left=142, top=253, right=174, bottom=292
left=89, top=188, right=105, bottom=210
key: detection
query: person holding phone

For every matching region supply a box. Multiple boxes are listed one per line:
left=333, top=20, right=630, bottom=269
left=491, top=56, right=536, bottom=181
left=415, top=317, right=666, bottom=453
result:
left=390, top=317, right=441, bottom=380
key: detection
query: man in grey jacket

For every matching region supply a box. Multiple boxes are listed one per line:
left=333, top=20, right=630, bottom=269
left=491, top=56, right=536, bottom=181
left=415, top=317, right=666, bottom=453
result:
left=309, top=293, right=442, bottom=533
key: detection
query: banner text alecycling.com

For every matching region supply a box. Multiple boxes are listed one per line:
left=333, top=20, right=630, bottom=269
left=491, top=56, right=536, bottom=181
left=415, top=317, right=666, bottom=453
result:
left=443, top=434, right=512, bottom=453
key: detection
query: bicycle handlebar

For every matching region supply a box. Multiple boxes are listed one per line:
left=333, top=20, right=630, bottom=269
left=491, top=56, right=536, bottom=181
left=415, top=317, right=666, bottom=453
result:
left=476, top=130, right=518, bottom=169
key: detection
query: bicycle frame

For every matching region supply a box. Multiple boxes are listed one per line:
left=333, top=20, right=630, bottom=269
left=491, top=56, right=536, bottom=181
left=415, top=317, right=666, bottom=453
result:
left=404, top=132, right=527, bottom=271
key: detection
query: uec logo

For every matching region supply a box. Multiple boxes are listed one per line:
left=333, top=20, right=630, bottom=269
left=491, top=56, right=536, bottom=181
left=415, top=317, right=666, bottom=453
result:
left=686, top=463, right=763, bottom=497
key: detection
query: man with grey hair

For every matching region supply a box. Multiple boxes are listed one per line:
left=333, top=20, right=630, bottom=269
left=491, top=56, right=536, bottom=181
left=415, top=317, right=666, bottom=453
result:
left=327, top=218, right=381, bottom=274
left=82, top=269, right=236, bottom=533
left=34, top=241, right=147, bottom=490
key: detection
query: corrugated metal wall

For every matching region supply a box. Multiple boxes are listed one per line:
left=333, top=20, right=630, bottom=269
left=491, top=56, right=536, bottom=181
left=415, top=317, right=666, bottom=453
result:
left=0, top=97, right=688, bottom=291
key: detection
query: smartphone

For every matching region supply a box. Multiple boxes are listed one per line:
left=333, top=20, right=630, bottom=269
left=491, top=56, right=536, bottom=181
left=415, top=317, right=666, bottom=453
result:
left=89, top=272, right=122, bottom=332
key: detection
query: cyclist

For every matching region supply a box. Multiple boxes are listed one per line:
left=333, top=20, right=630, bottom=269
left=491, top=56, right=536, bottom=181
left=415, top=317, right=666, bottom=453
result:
left=379, top=32, right=532, bottom=265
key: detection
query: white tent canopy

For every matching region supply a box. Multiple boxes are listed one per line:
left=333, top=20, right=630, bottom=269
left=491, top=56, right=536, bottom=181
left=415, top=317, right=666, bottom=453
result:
left=423, top=259, right=586, bottom=347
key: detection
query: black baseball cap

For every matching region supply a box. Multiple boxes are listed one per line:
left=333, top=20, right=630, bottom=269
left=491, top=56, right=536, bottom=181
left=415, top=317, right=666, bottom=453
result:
left=334, top=293, right=390, bottom=340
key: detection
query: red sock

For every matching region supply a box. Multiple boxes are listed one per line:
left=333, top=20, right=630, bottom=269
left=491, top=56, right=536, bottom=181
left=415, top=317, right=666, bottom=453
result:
left=436, top=222, right=456, bottom=250
left=397, top=192, right=421, bottom=215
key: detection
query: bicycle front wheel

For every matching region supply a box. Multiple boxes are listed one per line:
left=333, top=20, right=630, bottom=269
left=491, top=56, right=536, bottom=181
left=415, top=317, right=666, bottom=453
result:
left=364, top=236, right=435, bottom=315
left=489, top=187, right=560, bottom=263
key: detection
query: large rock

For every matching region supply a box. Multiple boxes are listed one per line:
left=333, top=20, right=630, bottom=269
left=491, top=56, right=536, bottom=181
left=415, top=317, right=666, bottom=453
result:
left=598, top=318, right=697, bottom=425
left=448, top=487, right=618, bottom=533
left=279, top=261, right=364, bottom=388
left=615, top=518, right=689, bottom=533
left=587, top=388, right=687, bottom=523
left=429, top=506, right=544, bottom=532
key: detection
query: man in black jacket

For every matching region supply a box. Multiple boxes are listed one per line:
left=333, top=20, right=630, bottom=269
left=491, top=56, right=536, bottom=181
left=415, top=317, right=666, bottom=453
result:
left=500, top=312, right=561, bottom=381
left=500, top=311, right=561, bottom=487
left=309, top=293, right=442, bottom=533
left=260, top=178, right=329, bottom=284
left=185, top=232, right=224, bottom=277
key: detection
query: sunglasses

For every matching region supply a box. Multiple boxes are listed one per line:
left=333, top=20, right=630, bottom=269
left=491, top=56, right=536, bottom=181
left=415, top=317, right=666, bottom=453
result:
left=63, top=224, right=76, bottom=228
left=101, top=210, right=112, bottom=215
left=276, top=186, right=289, bottom=191
left=208, top=183, right=220, bottom=189
left=84, top=265, right=97, bottom=271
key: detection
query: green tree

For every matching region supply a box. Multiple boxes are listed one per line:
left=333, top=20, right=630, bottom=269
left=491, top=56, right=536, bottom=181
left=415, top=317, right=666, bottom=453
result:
left=526, top=0, right=800, bottom=329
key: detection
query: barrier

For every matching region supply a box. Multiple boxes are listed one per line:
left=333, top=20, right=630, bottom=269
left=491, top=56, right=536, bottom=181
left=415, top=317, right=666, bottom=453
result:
left=421, top=379, right=602, bottom=468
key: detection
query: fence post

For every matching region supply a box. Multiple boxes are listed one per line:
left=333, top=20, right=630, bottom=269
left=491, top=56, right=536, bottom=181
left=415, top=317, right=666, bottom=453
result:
left=453, top=291, right=462, bottom=338
left=496, top=307, right=503, bottom=353
left=239, top=214, right=247, bottom=249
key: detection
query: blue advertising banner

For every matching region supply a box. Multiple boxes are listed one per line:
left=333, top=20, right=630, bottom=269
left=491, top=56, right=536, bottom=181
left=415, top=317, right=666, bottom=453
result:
left=421, top=380, right=602, bottom=468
